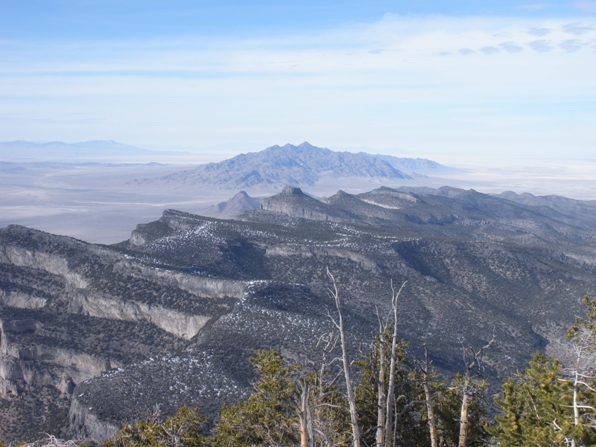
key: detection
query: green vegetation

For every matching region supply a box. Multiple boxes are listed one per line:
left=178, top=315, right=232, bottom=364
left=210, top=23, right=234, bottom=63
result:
left=212, top=350, right=297, bottom=446
left=104, top=407, right=207, bottom=447
left=490, top=354, right=572, bottom=445
left=490, top=296, right=596, bottom=446
left=100, top=296, right=594, bottom=447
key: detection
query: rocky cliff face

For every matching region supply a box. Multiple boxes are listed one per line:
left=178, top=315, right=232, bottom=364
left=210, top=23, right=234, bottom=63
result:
left=1, top=186, right=596, bottom=442
left=0, top=225, right=244, bottom=441
left=260, top=186, right=354, bottom=222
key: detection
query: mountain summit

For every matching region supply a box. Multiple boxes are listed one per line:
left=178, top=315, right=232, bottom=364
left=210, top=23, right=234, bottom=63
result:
left=199, top=191, right=261, bottom=218
left=139, top=142, right=448, bottom=190
left=1, top=185, right=595, bottom=440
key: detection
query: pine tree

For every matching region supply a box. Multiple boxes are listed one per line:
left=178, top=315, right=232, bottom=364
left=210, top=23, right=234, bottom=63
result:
left=104, top=406, right=207, bottom=447
left=490, top=296, right=595, bottom=446
left=308, top=364, right=351, bottom=447
left=355, top=330, right=434, bottom=447
left=212, top=349, right=297, bottom=447
left=490, top=353, right=572, bottom=446
left=433, top=374, right=488, bottom=447
left=563, top=295, right=596, bottom=446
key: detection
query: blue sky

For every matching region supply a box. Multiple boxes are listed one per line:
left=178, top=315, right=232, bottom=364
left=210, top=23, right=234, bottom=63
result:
left=2, top=1, right=594, bottom=39
left=1, top=1, right=595, bottom=164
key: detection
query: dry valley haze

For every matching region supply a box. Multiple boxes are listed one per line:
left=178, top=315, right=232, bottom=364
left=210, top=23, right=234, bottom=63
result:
left=1, top=1, right=595, bottom=446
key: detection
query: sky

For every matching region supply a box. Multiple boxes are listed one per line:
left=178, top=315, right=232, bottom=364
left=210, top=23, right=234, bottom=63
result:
left=1, top=0, right=595, bottom=164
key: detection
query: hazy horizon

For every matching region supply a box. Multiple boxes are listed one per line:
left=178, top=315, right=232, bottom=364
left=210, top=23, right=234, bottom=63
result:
left=2, top=1, right=595, bottom=166
left=2, top=1, right=596, bottom=243
left=2, top=138, right=596, bottom=167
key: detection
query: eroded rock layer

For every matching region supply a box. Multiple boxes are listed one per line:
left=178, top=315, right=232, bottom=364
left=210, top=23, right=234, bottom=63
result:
left=1, top=186, right=596, bottom=442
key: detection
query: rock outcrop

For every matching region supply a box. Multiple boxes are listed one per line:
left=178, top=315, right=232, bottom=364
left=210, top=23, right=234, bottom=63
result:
left=1, top=186, right=596, bottom=442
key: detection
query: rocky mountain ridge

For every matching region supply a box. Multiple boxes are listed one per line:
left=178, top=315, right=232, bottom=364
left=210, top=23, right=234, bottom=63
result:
left=198, top=191, right=261, bottom=219
left=1, top=185, right=595, bottom=442
left=135, top=142, right=451, bottom=190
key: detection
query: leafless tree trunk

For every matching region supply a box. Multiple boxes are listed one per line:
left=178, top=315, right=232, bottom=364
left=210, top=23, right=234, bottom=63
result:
left=310, top=332, right=344, bottom=447
left=384, top=280, right=407, bottom=447
left=326, top=267, right=361, bottom=447
left=420, top=345, right=439, bottom=447
left=297, top=379, right=312, bottom=447
left=571, top=349, right=581, bottom=447
left=457, top=334, right=495, bottom=447
left=376, top=321, right=386, bottom=447
left=306, top=395, right=314, bottom=447
left=563, top=340, right=596, bottom=447
left=458, top=373, right=471, bottom=447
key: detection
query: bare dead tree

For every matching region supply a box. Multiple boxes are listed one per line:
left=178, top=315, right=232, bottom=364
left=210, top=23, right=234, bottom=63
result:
left=375, top=308, right=387, bottom=447
left=457, top=333, right=495, bottom=447
left=26, top=435, right=79, bottom=447
left=292, top=345, right=334, bottom=447
left=326, top=267, right=362, bottom=447
left=384, top=280, right=407, bottom=447
left=418, top=344, right=439, bottom=447
left=304, top=332, right=348, bottom=447
left=295, top=377, right=314, bottom=447
left=557, top=330, right=596, bottom=446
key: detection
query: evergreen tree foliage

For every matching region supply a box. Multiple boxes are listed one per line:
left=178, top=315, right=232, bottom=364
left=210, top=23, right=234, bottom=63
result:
left=307, top=367, right=351, bottom=446
left=355, top=333, right=428, bottom=446
left=212, top=349, right=297, bottom=446
left=98, top=296, right=594, bottom=447
left=490, top=353, right=574, bottom=446
left=432, top=374, right=488, bottom=447
left=491, top=297, right=596, bottom=446
left=104, top=406, right=207, bottom=447
left=567, top=295, right=596, bottom=342
left=354, top=328, right=489, bottom=447
left=564, top=295, right=596, bottom=445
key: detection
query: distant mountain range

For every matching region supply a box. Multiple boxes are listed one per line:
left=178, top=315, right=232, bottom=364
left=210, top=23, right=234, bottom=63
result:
left=136, top=142, right=452, bottom=190
left=2, top=185, right=595, bottom=440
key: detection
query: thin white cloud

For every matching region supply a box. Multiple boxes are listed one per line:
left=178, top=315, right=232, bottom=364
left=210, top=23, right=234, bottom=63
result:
left=499, top=41, right=525, bottom=53
left=563, top=22, right=596, bottom=35
left=480, top=46, right=500, bottom=54
left=528, top=39, right=554, bottom=52
left=0, top=15, right=595, bottom=163
left=528, top=27, right=552, bottom=36
left=458, top=48, right=476, bottom=55
left=2, top=15, right=595, bottom=76
left=559, top=39, right=583, bottom=52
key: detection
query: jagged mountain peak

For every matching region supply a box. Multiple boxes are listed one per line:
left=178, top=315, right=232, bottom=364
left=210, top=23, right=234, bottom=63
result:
left=162, top=208, right=190, bottom=218
left=2, top=185, right=596, bottom=441
left=280, top=185, right=305, bottom=196
left=167, top=194, right=261, bottom=225
left=137, top=142, right=452, bottom=191
left=225, top=190, right=257, bottom=205
left=326, top=189, right=359, bottom=203
left=257, top=185, right=354, bottom=222
left=266, top=141, right=322, bottom=152
left=197, top=191, right=261, bottom=219
left=331, top=189, right=350, bottom=196
left=298, top=141, right=315, bottom=148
